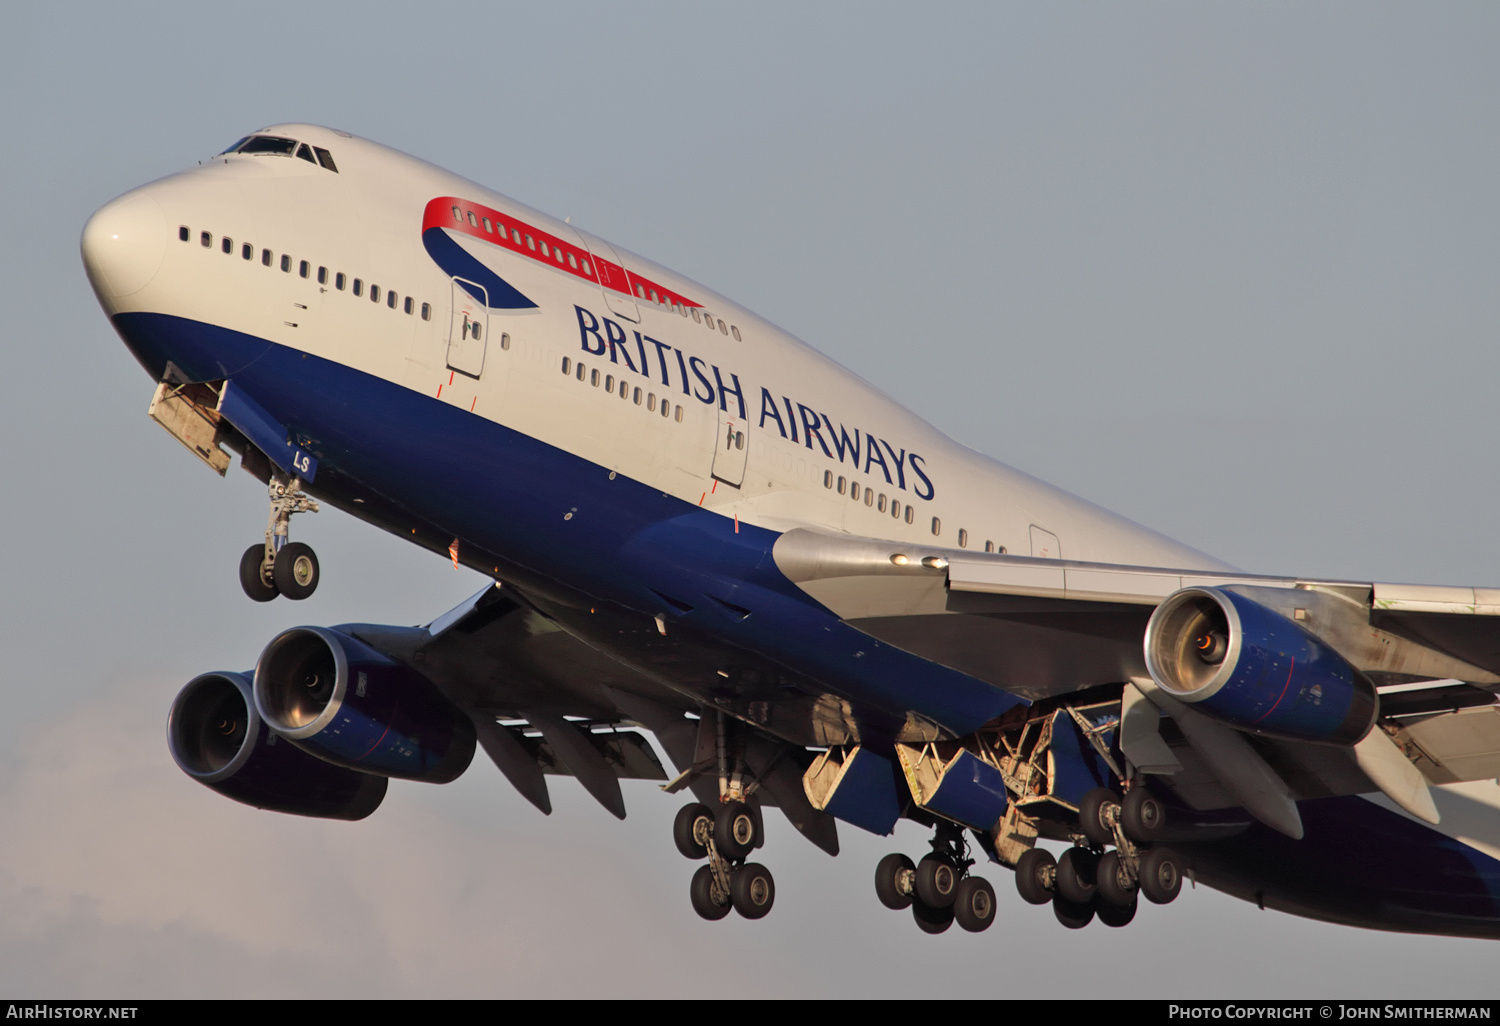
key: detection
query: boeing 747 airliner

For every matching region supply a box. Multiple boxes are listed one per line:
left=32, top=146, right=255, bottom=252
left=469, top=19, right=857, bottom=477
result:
left=81, top=125, right=1500, bottom=935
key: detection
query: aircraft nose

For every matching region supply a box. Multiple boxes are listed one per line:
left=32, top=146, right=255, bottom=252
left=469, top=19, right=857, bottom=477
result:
left=81, top=189, right=168, bottom=304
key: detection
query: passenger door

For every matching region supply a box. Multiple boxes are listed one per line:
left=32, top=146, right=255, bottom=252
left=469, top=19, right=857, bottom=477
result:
left=711, top=406, right=748, bottom=488
left=447, top=277, right=488, bottom=379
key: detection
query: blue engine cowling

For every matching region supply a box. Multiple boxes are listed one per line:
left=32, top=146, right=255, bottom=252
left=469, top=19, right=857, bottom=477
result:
left=253, top=627, right=476, bottom=782
left=168, top=671, right=387, bottom=819
left=1144, top=587, right=1378, bottom=745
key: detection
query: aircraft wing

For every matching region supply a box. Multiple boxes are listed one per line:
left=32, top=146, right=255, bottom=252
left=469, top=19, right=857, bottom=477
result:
left=773, top=527, right=1500, bottom=697
left=338, top=582, right=840, bottom=852
left=773, top=527, right=1500, bottom=819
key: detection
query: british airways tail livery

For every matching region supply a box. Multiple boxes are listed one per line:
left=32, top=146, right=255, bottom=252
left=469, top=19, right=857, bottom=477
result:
left=82, top=125, right=1500, bottom=936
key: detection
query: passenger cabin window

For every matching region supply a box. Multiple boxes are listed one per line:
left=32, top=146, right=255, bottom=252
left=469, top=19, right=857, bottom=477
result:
left=280, top=254, right=291, bottom=272
left=261, top=248, right=272, bottom=266
left=931, top=517, right=941, bottom=536
left=317, top=267, right=328, bottom=285
left=242, top=243, right=253, bottom=260
left=335, top=272, right=346, bottom=290
left=200, top=231, right=212, bottom=248
left=299, top=260, right=310, bottom=279
left=370, top=285, right=381, bottom=303
left=387, top=290, right=397, bottom=309
left=421, top=302, right=431, bottom=320
left=221, top=237, right=232, bottom=254
left=353, top=278, right=363, bottom=297
left=178, top=226, right=190, bottom=242
left=404, top=296, right=413, bottom=314
left=958, top=529, right=968, bottom=548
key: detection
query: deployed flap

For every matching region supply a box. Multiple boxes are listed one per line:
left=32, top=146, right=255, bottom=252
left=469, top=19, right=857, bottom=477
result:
left=472, top=716, right=551, bottom=815
left=527, top=714, right=626, bottom=820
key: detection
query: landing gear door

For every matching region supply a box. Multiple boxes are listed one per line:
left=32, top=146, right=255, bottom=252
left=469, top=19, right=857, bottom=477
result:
left=572, top=228, right=640, bottom=323
left=711, top=407, right=748, bottom=488
left=448, top=277, right=488, bottom=379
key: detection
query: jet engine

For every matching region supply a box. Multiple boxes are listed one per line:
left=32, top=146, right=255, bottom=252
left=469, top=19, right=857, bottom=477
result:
left=253, top=627, right=476, bottom=782
left=1144, top=587, right=1378, bottom=745
left=168, top=671, right=387, bottom=819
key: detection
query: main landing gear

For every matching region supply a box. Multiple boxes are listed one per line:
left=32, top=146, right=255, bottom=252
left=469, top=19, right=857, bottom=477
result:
left=874, top=822, right=998, bottom=934
left=676, top=711, right=775, bottom=922
left=239, top=474, right=320, bottom=602
left=1013, top=785, right=1184, bottom=930
left=675, top=800, right=775, bottom=921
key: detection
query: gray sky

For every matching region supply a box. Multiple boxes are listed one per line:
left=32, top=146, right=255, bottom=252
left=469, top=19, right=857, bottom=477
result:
left=4, top=1, right=1500, bottom=997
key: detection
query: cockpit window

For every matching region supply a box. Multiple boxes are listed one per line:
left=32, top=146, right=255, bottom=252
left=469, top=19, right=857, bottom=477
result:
left=220, top=134, right=340, bottom=173
left=236, top=135, right=299, bottom=156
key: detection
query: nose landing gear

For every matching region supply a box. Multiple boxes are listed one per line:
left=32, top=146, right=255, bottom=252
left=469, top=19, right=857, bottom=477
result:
left=239, top=474, right=320, bottom=602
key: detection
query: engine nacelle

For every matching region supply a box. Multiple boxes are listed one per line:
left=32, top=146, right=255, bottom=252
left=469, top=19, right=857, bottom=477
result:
left=1144, top=587, right=1378, bottom=745
left=168, top=671, right=387, bottom=820
left=253, top=627, right=476, bottom=782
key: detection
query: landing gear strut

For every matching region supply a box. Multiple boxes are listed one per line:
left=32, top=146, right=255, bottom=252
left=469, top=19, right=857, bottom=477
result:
left=874, top=821, right=997, bottom=934
left=676, top=712, right=775, bottom=921
left=239, top=474, right=320, bottom=602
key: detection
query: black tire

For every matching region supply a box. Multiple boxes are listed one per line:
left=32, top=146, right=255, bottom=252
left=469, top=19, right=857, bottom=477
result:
left=1056, top=847, right=1098, bottom=905
left=1052, top=893, right=1095, bottom=929
left=273, top=541, right=319, bottom=600
left=714, top=800, right=756, bottom=861
left=915, top=854, right=960, bottom=909
left=1078, top=787, right=1118, bottom=847
left=1014, top=847, right=1055, bottom=906
left=689, top=864, right=731, bottom=921
left=1095, top=850, right=1137, bottom=908
left=239, top=544, right=278, bottom=602
left=1096, top=894, right=1137, bottom=928
left=911, top=897, right=955, bottom=935
left=875, top=853, right=915, bottom=910
left=673, top=803, right=712, bottom=860
left=731, top=862, right=775, bottom=919
left=953, top=876, right=997, bottom=933
left=1139, top=846, right=1184, bottom=905
left=1122, top=787, right=1167, bottom=843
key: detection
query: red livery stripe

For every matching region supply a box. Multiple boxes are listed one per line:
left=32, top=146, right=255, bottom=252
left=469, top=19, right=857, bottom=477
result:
left=422, top=197, right=701, bottom=310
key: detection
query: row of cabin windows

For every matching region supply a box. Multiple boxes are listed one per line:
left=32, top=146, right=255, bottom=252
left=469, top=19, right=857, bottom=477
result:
left=182, top=226, right=433, bottom=321
left=641, top=285, right=743, bottom=341
left=821, top=469, right=1006, bottom=552
left=448, top=204, right=743, bottom=342
left=456, top=205, right=592, bottom=275
left=560, top=356, right=685, bottom=422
